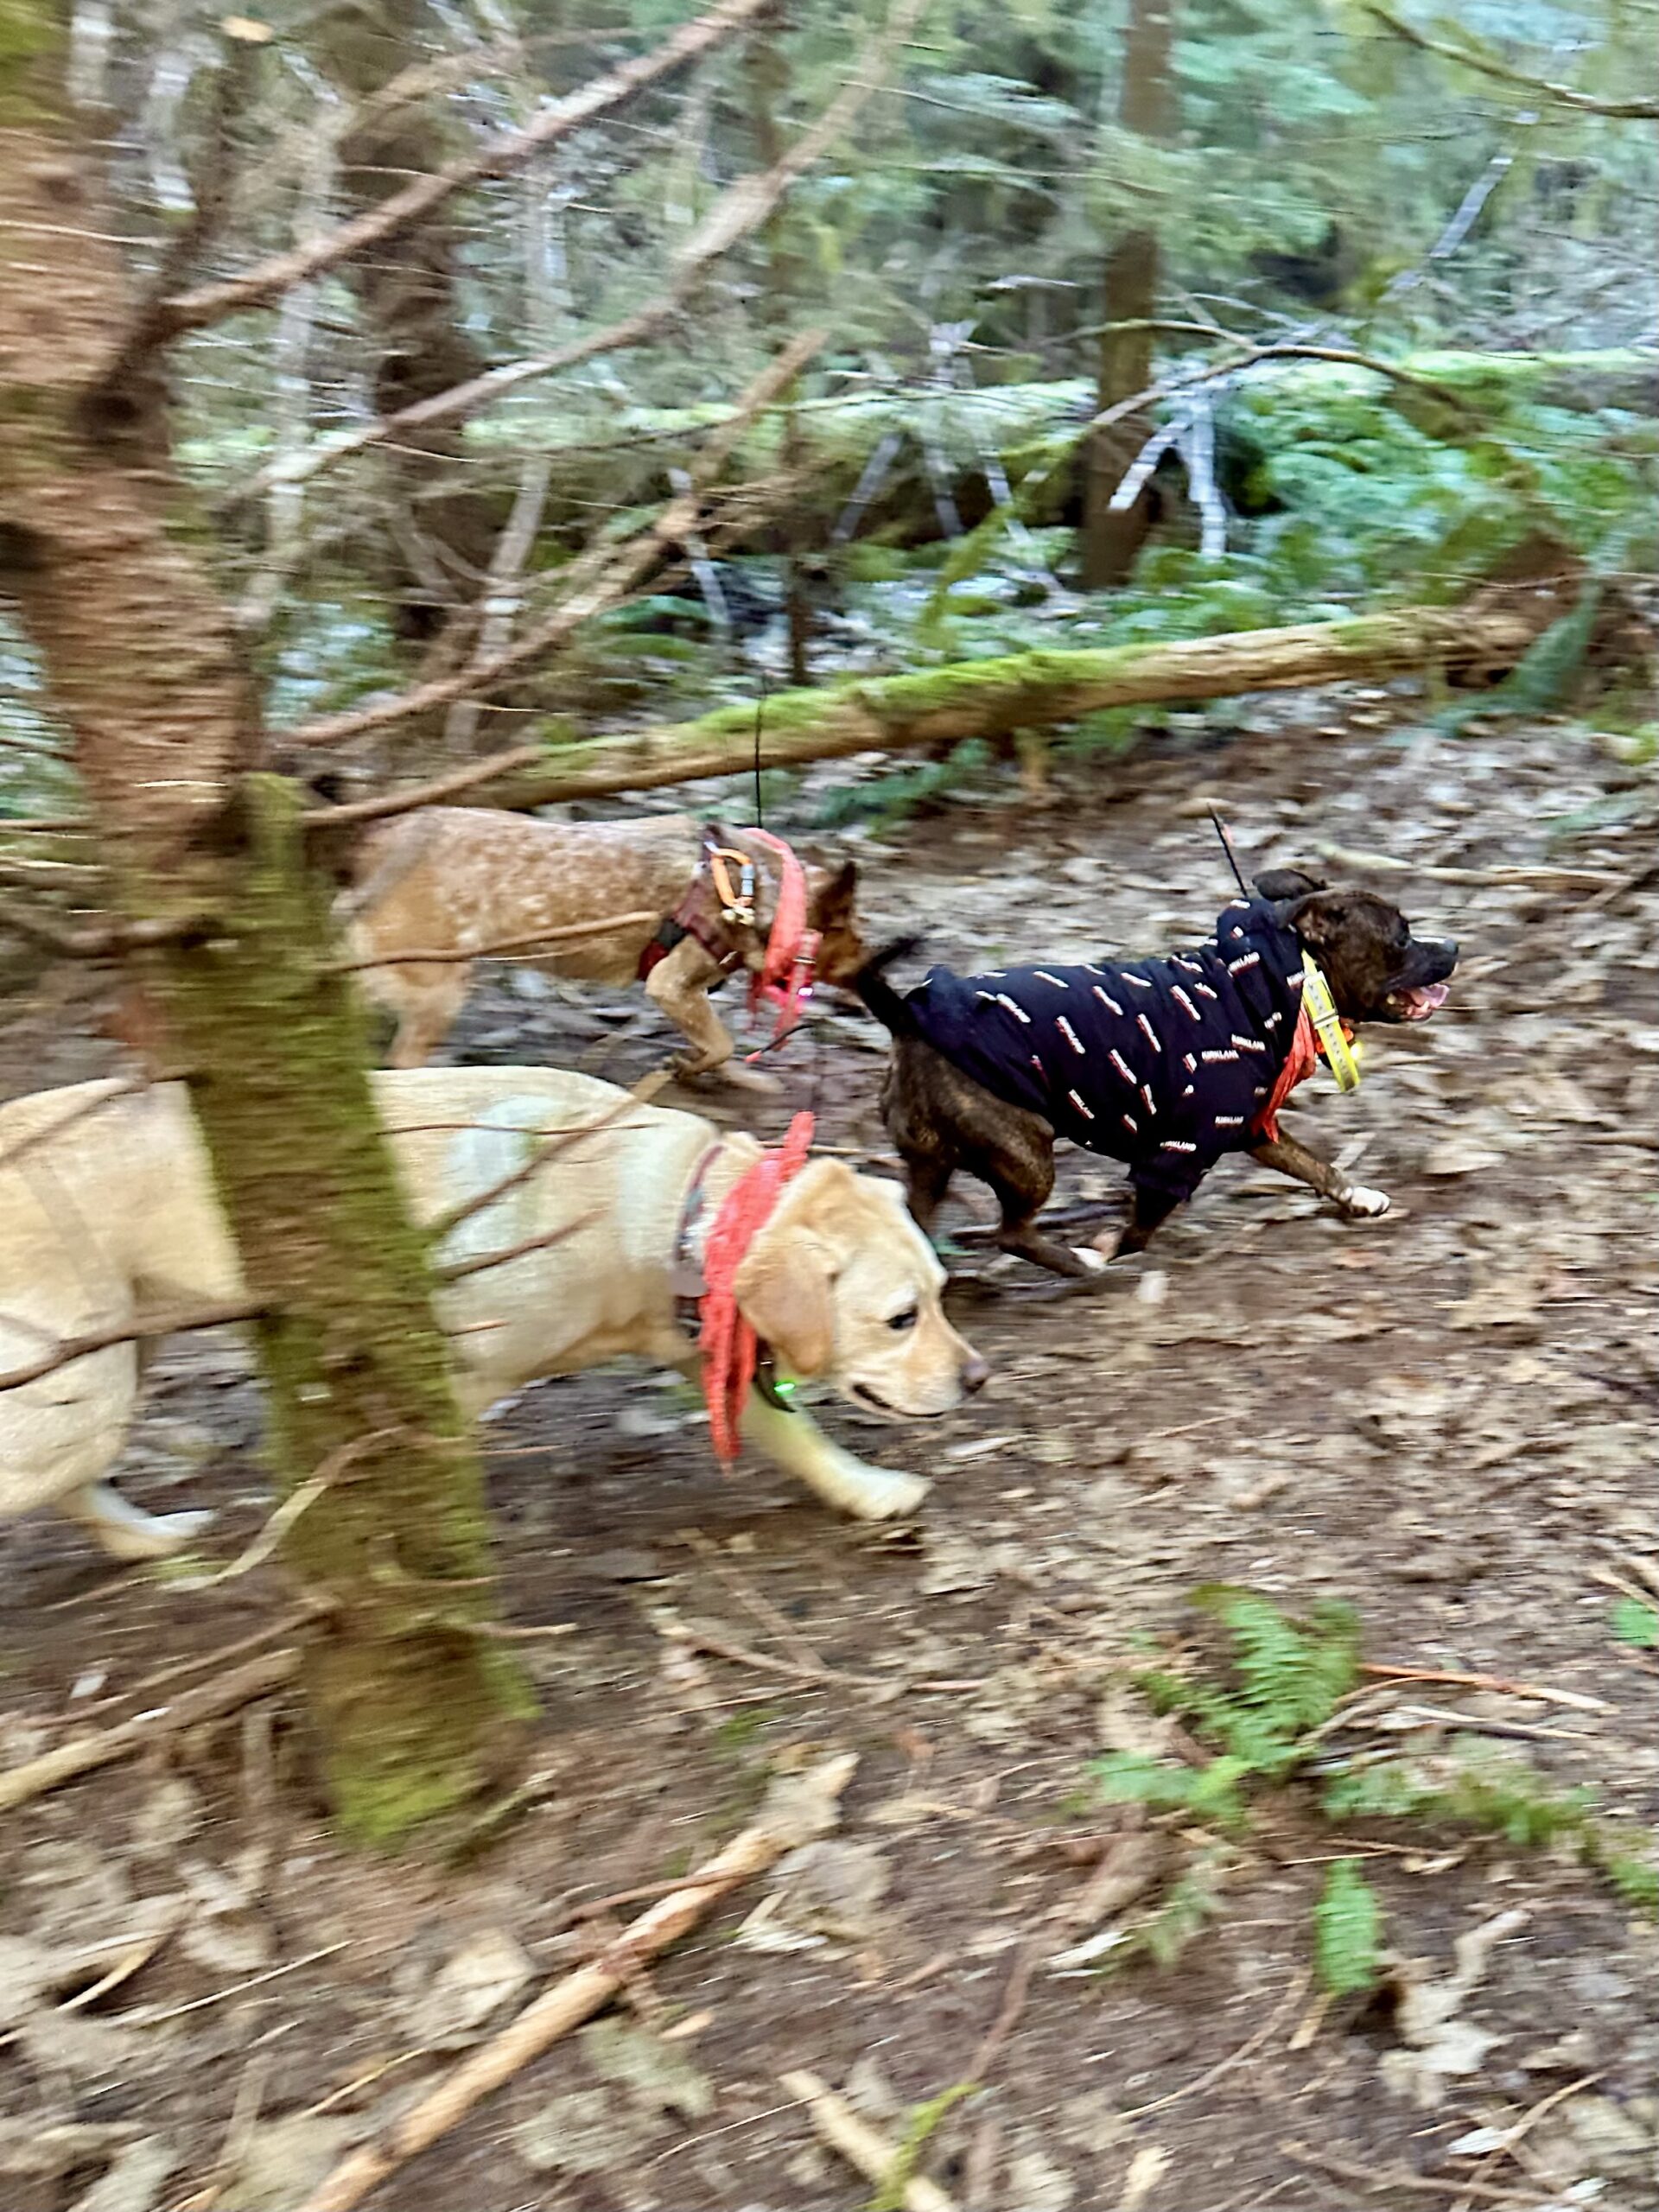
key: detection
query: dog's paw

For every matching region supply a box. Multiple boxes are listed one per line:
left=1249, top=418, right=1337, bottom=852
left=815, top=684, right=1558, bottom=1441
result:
left=844, top=1468, right=930, bottom=1521
left=1071, top=1246, right=1109, bottom=1274
left=103, top=1508, right=214, bottom=1563
left=1338, top=1185, right=1391, bottom=1221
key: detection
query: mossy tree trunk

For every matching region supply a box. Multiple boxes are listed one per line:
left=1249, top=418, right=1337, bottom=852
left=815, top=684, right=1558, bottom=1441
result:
left=0, top=10, right=521, bottom=1847
left=1083, top=0, right=1176, bottom=588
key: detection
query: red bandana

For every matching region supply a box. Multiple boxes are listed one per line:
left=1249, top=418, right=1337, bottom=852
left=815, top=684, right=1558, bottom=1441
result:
left=742, top=830, right=820, bottom=1057
left=698, top=1111, right=816, bottom=1462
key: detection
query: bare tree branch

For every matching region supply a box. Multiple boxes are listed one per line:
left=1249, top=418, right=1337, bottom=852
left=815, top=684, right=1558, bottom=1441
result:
left=239, top=0, right=924, bottom=504
left=284, top=324, right=826, bottom=751
left=153, top=0, right=772, bottom=340
left=0, top=1298, right=268, bottom=1396
left=1365, top=6, right=1658, bottom=118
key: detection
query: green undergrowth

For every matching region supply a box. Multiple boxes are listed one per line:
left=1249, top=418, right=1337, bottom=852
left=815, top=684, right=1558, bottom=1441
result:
left=1085, top=1587, right=1658, bottom=1996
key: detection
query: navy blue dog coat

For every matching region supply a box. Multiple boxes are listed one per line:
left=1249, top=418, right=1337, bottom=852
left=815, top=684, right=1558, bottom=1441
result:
left=897, top=897, right=1313, bottom=1208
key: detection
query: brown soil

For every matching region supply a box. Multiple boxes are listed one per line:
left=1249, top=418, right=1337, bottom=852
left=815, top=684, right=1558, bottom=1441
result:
left=2, top=696, right=1656, bottom=2212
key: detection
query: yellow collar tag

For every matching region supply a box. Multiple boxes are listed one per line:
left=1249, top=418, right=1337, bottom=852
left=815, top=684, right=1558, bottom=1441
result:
left=1301, top=953, right=1362, bottom=1093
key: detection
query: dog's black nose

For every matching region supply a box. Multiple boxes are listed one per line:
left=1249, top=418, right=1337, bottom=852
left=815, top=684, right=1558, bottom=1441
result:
left=960, top=1356, right=990, bottom=1395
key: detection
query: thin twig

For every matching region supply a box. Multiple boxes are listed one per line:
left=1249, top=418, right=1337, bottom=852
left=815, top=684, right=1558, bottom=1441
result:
left=433, top=1211, right=602, bottom=1285
left=156, top=0, right=773, bottom=338
left=0, top=1075, right=149, bottom=1174
left=1364, top=5, right=1657, bottom=117
left=1120, top=1973, right=1309, bottom=2120
left=967, top=1942, right=1036, bottom=2082
left=1357, top=1662, right=1612, bottom=1713
left=327, top=911, right=660, bottom=972
left=0, top=893, right=213, bottom=959
left=427, top=1066, right=674, bottom=1243
left=181, top=1433, right=397, bottom=1587
left=124, top=1943, right=349, bottom=2028
left=0, top=1297, right=268, bottom=1396
left=1281, top=2138, right=1551, bottom=2205
left=1317, top=844, right=1618, bottom=889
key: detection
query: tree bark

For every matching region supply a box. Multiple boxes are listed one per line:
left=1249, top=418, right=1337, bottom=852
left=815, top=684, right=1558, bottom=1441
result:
left=0, top=14, right=520, bottom=1847
left=1083, top=0, right=1176, bottom=588
left=490, top=590, right=1560, bottom=808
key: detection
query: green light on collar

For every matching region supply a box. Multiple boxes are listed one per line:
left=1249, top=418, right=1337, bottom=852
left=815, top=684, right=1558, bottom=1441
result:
left=772, top=1377, right=798, bottom=1398
left=1301, top=953, right=1362, bottom=1094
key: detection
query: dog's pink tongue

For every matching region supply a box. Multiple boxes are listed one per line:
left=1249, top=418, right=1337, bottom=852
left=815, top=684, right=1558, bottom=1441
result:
left=1408, top=983, right=1450, bottom=1018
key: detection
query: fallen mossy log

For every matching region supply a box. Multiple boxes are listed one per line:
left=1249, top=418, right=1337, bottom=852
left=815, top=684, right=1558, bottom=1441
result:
left=489, top=589, right=1561, bottom=809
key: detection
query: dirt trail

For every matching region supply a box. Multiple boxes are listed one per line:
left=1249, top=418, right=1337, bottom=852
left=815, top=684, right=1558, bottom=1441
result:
left=1, top=696, right=1656, bottom=2212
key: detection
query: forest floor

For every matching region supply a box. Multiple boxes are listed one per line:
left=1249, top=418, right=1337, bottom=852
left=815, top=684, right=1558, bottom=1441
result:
left=2, top=690, right=1657, bottom=2212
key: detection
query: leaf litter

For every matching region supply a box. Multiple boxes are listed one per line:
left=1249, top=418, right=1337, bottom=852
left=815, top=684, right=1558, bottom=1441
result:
left=1, top=702, right=1656, bottom=2209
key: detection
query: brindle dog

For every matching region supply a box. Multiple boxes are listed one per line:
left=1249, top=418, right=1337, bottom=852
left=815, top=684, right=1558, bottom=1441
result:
left=855, top=869, right=1459, bottom=1278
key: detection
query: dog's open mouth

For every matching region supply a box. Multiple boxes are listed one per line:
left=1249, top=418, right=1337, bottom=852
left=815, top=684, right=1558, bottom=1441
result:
left=1388, top=982, right=1450, bottom=1021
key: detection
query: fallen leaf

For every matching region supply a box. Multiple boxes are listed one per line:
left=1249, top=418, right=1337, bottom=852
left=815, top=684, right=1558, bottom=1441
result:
left=398, top=1927, right=534, bottom=2050
left=582, top=2018, right=715, bottom=2120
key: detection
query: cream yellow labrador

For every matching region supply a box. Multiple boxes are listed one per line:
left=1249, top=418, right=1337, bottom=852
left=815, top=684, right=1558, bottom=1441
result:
left=0, top=1067, right=987, bottom=1560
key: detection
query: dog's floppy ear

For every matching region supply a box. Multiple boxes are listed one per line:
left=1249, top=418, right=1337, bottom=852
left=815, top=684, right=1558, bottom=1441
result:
left=1253, top=867, right=1327, bottom=904
left=732, top=1230, right=836, bottom=1377
left=809, top=858, right=859, bottom=931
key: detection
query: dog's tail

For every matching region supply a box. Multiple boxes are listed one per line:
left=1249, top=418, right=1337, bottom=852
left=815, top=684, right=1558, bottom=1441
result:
left=853, top=934, right=926, bottom=1038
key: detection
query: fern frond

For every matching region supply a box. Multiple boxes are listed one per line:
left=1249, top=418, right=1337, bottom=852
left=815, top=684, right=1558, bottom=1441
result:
left=1314, top=1858, right=1383, bottom=1995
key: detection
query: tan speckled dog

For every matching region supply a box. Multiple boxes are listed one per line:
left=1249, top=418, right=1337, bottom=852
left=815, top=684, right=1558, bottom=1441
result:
left=340, top=809, right=864, bottom=1083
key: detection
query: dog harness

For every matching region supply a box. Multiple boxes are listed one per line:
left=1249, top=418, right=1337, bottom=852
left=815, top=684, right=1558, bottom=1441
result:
left=898, top=898, right=1355, bottom=1210
left=637, top=827, right=820, bottom=1053
left=672, top=1113, right=816, bottom=1463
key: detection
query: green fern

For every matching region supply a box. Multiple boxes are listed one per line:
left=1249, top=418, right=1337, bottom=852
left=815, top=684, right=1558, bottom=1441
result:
left=1325, top=1745, right=1659, bottom=1916
left=1314, top=1859, right=1383, bottom=1996
left=1195, top=1585, right=1360, bottom=1734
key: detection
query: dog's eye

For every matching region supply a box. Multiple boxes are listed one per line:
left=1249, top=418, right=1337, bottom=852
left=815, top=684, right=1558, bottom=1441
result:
left=887, top=1306, right=918, bottom=1332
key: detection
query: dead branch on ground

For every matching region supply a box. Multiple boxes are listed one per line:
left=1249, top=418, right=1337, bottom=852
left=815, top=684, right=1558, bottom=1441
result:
left=0, top=1649, right=299, bottom=1814
left=295, top=1754, right=857, bottom=2212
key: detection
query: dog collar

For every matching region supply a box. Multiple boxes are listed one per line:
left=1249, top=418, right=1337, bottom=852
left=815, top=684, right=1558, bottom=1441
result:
left=1300, top=953, right=1362, bottom=1093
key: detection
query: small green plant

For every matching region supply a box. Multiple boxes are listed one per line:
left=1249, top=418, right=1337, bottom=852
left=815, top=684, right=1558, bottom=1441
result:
left=1612, top=1596, right=1659, bottom=1649
left=868, top=2082, right=976, bottom=2212
left=1314, top=1858, right=1383, bottom=1996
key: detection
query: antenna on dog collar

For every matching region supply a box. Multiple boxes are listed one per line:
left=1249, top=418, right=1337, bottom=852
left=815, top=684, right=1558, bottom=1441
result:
left=1208, top=805, right=1251, bottom=900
